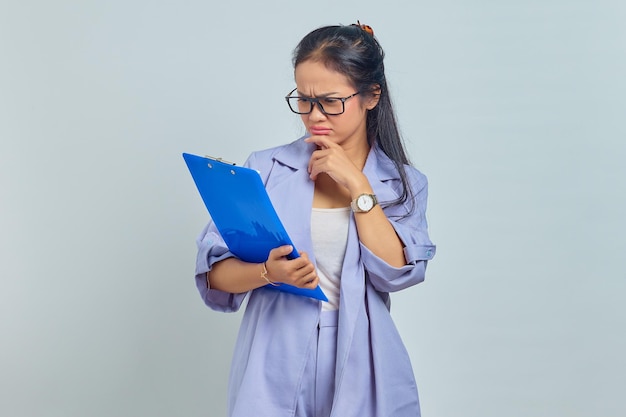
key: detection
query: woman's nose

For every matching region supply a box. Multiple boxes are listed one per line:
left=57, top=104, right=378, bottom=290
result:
left=308, top=102, right=327, bottom=121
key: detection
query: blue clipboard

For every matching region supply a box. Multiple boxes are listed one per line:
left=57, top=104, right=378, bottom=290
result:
left=183, top=152, right=328, bottom=302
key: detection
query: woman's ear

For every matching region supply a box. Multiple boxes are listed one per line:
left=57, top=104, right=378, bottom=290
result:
left=366, top=84, right=382, bottom=110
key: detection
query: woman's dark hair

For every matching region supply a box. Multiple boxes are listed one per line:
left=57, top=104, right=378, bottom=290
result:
left=293, top=24, right=414, bottom=211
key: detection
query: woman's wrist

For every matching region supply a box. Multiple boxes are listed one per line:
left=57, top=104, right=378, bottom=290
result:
left=260, top=262, right=279, bottom=286
left=348, top=174, right=373, bottom=199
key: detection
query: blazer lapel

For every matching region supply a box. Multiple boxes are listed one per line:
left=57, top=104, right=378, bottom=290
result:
left=335, top=145, right=403, bottom=392
left=362, top=146, right=403, bottom=206
left=264, top=138, right=318, bottom=258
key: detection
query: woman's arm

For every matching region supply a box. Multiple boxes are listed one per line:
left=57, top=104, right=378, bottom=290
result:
left=209, top=245, right=319, bottom=293
left=359, top=174, right=436, bottom=293
left=305, top=136, right=406, bottom=267
left=350, top=188, right=406, bottom=268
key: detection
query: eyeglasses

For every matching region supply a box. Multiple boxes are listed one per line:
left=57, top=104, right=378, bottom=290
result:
left=285, top=88, right=360, bottom=115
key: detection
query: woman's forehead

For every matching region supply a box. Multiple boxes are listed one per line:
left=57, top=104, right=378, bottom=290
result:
left=294, top=60, right=354, bottom=93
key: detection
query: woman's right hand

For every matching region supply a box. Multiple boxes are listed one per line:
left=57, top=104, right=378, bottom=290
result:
left=265, top=245, right=319, bottom=289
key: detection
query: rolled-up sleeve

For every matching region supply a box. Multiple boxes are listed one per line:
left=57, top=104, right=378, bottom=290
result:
left=362, top=172, right=436, bottom=293
left=195, top=222, right=247, bottom=312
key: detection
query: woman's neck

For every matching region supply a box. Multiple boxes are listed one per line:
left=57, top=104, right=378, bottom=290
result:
left=341, top=139, right=370, bottom=171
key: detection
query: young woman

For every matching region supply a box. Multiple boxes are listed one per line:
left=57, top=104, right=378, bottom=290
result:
left=195, top=23, right=436, bottom=417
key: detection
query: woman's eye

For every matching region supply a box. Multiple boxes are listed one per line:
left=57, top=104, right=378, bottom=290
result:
left=322, top=98, right=339, bottom=104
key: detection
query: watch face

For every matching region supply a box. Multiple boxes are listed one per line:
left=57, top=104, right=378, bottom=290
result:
left=357, top=194, right=374, bottom=211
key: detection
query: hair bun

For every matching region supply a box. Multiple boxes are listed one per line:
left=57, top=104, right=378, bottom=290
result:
left=352, top=20, right=374, bottom=36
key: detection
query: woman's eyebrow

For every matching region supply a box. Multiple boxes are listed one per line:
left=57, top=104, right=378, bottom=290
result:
left=296, top=90, right=341, bottom=98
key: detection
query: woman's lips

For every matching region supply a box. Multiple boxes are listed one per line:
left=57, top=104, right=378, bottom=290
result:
left=309, top=126, right=331, bottom=135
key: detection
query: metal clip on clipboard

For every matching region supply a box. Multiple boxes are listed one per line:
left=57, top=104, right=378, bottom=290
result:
left=204, top=155, right=236, bottom=166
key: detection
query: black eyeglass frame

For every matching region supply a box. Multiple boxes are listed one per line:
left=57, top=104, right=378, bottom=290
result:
left=285, top=88, right=361, bottom=115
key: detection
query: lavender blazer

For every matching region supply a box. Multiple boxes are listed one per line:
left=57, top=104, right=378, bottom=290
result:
left=195, top=137, right=436, bottom=417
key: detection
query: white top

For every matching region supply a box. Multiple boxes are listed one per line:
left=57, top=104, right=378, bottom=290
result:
left=310, top=207, right=351, bottom=311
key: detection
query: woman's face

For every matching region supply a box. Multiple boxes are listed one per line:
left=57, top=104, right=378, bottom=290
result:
left=294, top=60, right=378, bottom=149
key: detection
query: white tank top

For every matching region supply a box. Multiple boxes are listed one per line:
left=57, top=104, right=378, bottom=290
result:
left=310, top=207, right=351, bottom=311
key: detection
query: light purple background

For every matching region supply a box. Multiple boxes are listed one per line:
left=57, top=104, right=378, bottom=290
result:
left=1, top=1, right=624, bottom=416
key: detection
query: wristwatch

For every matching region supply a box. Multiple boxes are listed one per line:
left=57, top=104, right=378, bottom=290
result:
left=351, top=193, right=378, bottom=213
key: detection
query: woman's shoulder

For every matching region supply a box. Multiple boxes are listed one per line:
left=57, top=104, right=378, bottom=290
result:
left=244, top=136, right=310, bottom=171
left=373, top=146, right=428, bottom=188
left=402, top=163, right=428, bottom=189
left=248, top=143, right=289, bottom=160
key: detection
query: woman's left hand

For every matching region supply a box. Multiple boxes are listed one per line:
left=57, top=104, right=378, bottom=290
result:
left=305, top=136, right=368, bottom=194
